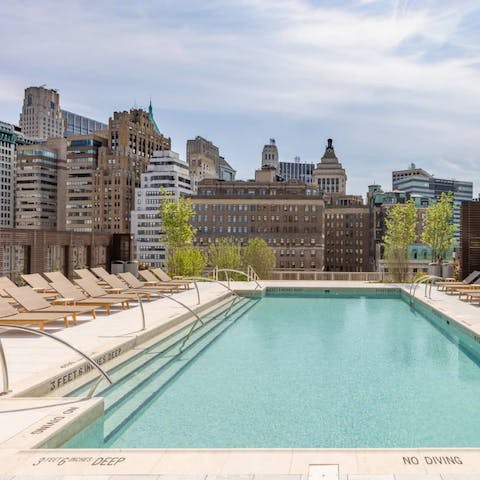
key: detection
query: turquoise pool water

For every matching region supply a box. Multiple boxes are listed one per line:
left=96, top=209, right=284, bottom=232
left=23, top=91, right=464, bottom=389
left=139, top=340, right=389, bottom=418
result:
left=66, top=291, right=480, bottom=448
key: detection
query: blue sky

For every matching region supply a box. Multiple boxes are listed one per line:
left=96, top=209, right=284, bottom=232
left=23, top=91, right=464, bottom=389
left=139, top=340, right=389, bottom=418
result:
left=1, top=0, right=479, bottom=195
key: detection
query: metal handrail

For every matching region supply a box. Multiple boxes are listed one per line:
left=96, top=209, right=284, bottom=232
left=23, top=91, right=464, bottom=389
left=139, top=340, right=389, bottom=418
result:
left=179, top=276, right=240, bottom=304
left=159, top=294, right=204, bottom=326
left=216, top=269, right=262, bottom=290
left=409, top=275, right=444, bottom=301
left=137, top=292, right=146, bottom=331
left=247, top=265, right=260, bottom=281
left=0, top=324, right=112, bottom=397
left=179, top=294, right=241, bottom=352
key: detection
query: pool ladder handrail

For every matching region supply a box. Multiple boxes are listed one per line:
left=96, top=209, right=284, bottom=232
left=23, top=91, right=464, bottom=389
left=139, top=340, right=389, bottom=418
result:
left=409, top=275, right=444, bottom=302
left=0, top=324, right=113, bottom=397
left=175, top=276, right=242, bottom=352
left=214, top=268, right=262, bottom=290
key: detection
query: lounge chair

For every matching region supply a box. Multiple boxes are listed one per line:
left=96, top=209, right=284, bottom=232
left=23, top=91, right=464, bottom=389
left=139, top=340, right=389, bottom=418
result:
left=21, top=273, right=57, bottom=293
left=43, top=271, right=77, bottom=285
left=149, top=268, right=191, bottom=290
left=49, top=281, right=130, bottom=314
left=91, top=267, right=119, bottom=284
left=74, top=279, right=134, bottom=306
left=0, top=277, right=18, bottom=298
left=118, top=272, right=179, bottom=293
left=437, top=271, right=480, bottom=291
left=444, top=278, right=480, bottom=295
left=5, top=286, right=97, bottom=324
left=83, top=269, right=153, bottom=299
left=0, top=297, right=71, bottom=330
left=74, top=269, right=116, bottom=289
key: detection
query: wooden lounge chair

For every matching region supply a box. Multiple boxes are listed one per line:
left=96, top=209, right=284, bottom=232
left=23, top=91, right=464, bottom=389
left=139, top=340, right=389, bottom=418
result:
left=74, top=268, right=115, bottom=289
left=5, top=286, right=97, bottom=324
left=74, top=279, right=134, bottom=306
left=149, top=268, right=191, bottom=290
left=0, top=297, right=70, bottom=331
left=21, top=273, right=57, bottom=293
left=91, top=267, right=118, bottom=284
left=444, top=279, right=480, bottom=295
left=83, top=269, right=153, bottom=299
left=43, top=271, right=78, bottom=285
left=118, top=272, right=179, bottom=293
left=461, top=291, right=480, bottom=304
left=0, top=277, right=18, bottom=299
left=437, top=271, right=480, bottom=291
left=49, top=281, right=130, bottom=314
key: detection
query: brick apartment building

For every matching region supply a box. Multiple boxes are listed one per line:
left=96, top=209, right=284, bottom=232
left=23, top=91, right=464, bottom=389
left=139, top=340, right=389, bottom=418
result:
left=192, top=167, right=326, bottom=270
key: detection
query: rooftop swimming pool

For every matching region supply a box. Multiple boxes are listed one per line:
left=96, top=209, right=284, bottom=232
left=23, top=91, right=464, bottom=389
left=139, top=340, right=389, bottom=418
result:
left=65, top=289, right=480, bottom=449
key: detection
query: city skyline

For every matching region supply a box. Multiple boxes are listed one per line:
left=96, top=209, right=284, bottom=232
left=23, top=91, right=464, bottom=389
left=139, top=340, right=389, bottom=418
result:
left=1, top=0, right=479, bottom=195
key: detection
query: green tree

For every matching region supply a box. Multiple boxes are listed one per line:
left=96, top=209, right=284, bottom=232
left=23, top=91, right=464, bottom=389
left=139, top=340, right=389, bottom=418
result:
left=159, top=189, right=203, bottom=276
left=383, top=200, right=417, bottom=282
left=242, top=238, right=276, bottom=279
left=208, top=238, right=242, bottom=271
left=422, top=191, right=455, bottom=264
left=168, top=246, right=205, bottom=277
left=159, top=189, right=196, bottom=250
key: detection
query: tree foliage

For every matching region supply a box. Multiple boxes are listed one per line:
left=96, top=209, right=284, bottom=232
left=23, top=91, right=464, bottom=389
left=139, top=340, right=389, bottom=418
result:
left=242, top=238, right=276, bottom=279
left=159, top=189, right=196, bottom=250
left=383, top=200, right=417, bottom=282
left=421, top=191, right=455, bottom=263
left=159, top=189, right=202, bottom=276
left=208, top=238, right=242, bottom=271
left=168, top=246, right=205, bottom=277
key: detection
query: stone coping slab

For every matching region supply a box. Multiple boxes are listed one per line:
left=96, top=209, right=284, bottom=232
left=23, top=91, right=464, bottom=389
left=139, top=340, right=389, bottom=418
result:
left=0, top=448, right=479, bottom=476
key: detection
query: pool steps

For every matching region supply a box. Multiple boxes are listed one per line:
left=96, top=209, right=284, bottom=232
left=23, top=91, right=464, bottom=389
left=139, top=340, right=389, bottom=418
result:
left=99, top=297, right=259, bottom=442
left=100, top=297, right=249, bottom=409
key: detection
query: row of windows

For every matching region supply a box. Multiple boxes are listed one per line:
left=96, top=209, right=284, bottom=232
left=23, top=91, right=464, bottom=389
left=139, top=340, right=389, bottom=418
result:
left=194, top=204, right=319, bottom=212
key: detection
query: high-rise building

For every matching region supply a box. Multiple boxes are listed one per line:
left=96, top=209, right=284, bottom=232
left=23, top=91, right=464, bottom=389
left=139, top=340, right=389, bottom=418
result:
left=65, top=133, right=109, bottom=232
left=19, top=85, right=107, bottom=140
left=218, top=156, right=236, bottom=181
left=392, top=164, right=473, bottom=243
left=278, top=158, right=315, bottom=183
left=93, top=107, right=171, bottom=233
left=19, top=86, right=64, bottom=140
left=131, top=150, right=192, bottom=267
left=260, top=139, right=315, bottom=183
left=192, top=176, right=325, bottom=270
left=312, top=139, right=347, bottom=195
left=15, top=137, right=67, bottom=230
left=324, top=194, right=370, bottom=272
left=0, top=121, right=32, bottom=228
left=261, top=138, right=279, bottom=169
left=62, top=110, right=107, bottom=137
left=392, top=163, right=432, bottom=189
left=187, top=136, right=235, bottom=189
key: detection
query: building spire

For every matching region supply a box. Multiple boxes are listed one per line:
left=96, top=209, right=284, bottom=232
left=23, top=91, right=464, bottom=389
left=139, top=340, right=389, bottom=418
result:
left=148, top=99, right=161, bottom=135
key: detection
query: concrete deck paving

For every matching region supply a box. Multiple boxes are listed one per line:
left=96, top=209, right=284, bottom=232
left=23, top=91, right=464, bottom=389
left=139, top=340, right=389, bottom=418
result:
left=2, top=280, right=480, bottom=478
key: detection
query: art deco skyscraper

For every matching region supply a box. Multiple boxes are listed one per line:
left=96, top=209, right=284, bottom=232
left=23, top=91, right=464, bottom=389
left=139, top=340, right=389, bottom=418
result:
left=19, top=86, right=64, bottom=140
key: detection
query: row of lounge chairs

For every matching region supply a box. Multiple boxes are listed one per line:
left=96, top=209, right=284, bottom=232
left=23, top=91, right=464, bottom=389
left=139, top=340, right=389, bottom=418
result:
left=437, top=270, right=480, bottom=304
left=0, top=267, right=191, bottom=331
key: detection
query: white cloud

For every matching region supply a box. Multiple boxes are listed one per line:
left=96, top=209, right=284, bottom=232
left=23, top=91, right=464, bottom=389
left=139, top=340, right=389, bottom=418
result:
left=0, top=0, right=479, bottom=194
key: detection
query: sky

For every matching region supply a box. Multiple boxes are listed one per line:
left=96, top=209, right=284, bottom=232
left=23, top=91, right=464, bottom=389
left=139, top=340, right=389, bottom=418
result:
left=1, top=0, right=479, bottom=196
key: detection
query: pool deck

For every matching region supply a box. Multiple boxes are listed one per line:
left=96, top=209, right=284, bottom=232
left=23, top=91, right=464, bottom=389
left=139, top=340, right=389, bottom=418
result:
left=2, top=279, right=480, bottom=478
